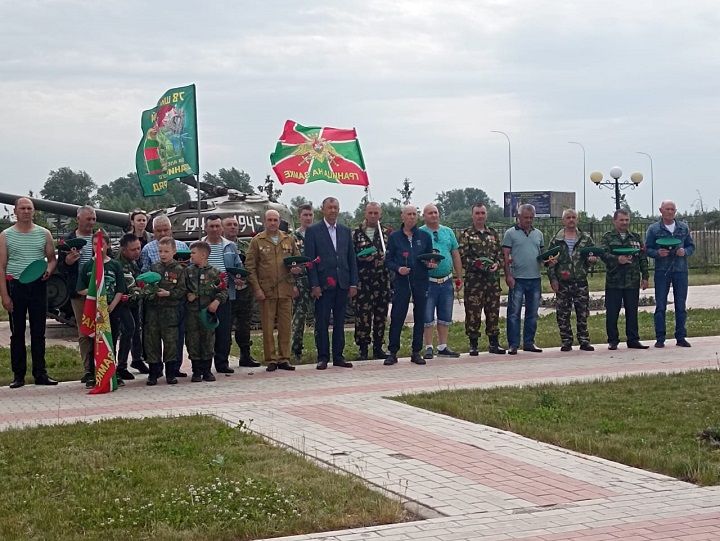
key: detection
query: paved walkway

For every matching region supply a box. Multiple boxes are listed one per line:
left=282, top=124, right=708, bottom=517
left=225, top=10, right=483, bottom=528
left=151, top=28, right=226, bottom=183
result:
left=3, top=335, right=720, bottom=540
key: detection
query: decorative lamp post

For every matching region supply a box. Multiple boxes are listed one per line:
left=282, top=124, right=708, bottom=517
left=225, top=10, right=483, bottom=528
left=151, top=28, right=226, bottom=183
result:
left=589, top=166, right=643, bottom=211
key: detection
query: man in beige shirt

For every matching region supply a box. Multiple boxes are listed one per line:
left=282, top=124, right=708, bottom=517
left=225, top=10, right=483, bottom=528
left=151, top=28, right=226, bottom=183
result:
left=246, top=210, right=302, bottom=371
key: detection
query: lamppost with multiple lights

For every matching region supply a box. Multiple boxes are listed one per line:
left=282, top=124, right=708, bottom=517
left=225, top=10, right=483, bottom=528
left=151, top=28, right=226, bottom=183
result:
left=589, top=166, right=643, bottom=211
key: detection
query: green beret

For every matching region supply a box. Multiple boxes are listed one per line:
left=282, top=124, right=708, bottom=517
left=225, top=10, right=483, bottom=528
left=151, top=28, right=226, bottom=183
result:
left=174, top=249, right=191, bottom=261
left=356, top=246, right=378, bottom=258
left=578, top=246, right=605, bottom=256
left=611, top=247, right=640, bottom=256
left=656, top=237, right=682, bottom=248
left=226, top=267, right=249, bottom=278
left=284, top=256, right=311, bottom=266
left=418, top=253, right=445, bottom=262
left=537, top=246, right=562, bottom=262
left=19, top=259, right=48, bottom=284
left=199, top=307, right=220, bottom=330
left=136, top=271, right=162, bottom=285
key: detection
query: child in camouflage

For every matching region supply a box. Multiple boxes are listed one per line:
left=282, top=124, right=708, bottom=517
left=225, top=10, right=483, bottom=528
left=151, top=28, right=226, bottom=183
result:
left=185, top=241, right=229, bottom=382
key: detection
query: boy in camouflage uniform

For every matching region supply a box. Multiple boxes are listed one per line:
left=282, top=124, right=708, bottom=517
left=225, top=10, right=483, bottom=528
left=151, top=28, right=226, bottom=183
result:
left=185, top=241, right=229, bottom=382
left=458, top=203, right=506, bottom=356
left=352, top=202, right=392, bottom=360
left=291, top=204, right=315, bottom=361
left=546, top=209, right=598, bottom=351
left=600, top=209, right=649, bottom=350
left=143, top=237, right=186, bottom=386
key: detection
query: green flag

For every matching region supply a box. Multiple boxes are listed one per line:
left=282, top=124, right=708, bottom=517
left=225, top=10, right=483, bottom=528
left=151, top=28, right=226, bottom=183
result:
left=135, top=84, right=198, bottom=197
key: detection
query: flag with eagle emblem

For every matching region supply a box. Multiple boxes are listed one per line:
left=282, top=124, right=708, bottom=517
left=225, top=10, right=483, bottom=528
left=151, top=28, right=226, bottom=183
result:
left=270, top=120, right=369, bottom=186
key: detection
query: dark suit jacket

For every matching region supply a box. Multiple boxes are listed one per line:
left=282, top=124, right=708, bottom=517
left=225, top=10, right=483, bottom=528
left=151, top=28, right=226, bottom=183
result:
left=303, top=220, right=359, bottom=290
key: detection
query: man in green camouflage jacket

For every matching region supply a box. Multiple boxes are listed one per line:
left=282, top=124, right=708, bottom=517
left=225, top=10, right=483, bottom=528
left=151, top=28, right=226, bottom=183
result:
left=458, top=203, right=506, bottom=355
left=600, top=209, right=649, bottom=350
left=291, top=204, right=315, bottom=361
left=547, top=209, right=598, bottom=352
left=353, top=202, right=392, bottom=360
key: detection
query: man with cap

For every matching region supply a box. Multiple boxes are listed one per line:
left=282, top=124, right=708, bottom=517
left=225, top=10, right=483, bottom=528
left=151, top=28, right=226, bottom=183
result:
left=221, top=215, right=260, bottom=368
left=245, top=210, right=302, bottom=371
left=0, top=197, right=58, bottom=388
left=352, top=202, right=392, bottom=360
left=645, top=200, right=694, bottom=348
left=502, top=203, right=544, bottom=355
left=600, top=209, right=649, bottom=350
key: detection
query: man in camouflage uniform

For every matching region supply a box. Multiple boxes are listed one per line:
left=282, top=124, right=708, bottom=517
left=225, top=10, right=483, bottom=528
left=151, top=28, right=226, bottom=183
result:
left=546, top=209, right=598, bottom=352
left=458, top=202, right=506, bottom=356
left=352, top=202, right=392, bottom=360
left=116, top=233, right=147, bottom=379
left=600, top=209, right=649, bottom=350
left=221, top=216, right=261, bottom=368
left=291, top=204, right=315, bottom=362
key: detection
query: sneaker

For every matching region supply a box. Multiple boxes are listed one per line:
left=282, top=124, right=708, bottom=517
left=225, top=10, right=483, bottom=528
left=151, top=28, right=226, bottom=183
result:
left=437, top=347, right=460, bottom=358
left=410, top=352, right=427, bottom=365
left=560, top=344, right=572, bottom=352
left=654, top=340, right=665, bottom=348
left=579, top=343, right=595, bottom=352
left=423, top=347, right=434, bottom=360
left=676, top=339, right=692, bottom=347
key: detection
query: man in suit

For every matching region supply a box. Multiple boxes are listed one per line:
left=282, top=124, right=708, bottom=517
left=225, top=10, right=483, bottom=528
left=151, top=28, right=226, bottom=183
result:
left=303, top=197, right=359, bottom=370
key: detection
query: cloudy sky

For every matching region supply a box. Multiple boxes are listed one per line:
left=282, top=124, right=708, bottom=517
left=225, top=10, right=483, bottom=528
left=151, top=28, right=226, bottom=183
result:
left=1, top=0, right=719, bottom=218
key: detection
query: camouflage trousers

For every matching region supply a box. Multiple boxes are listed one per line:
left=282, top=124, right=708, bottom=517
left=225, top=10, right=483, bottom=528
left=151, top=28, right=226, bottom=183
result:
left=291, top=281, right=314, bottom=355
left=185, top=306, right=216, bottom=361
left=556, top=280, right=590, bottom=346
left=354, top=279, right=390, bottom=348
left=144, top=304, right=180, bottom=364
left=464, top=277, right=501, bottom=339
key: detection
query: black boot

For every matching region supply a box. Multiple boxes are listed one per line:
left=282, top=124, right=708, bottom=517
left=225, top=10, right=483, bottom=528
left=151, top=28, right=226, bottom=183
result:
left=469, top=338, right=479, bottom=356
left=239, top=347, right=261, bottom=367
left=146, top=363, right=160, bottom=386
left=489, top=335, right=506, bottom=355
left=358, top=346, right=369, bottom=361
left=165, top=362, right=178, bottom=385
left=191, top=360, right=203, bottom=382
left=203, top=360, right=216, bottom=382
left=372, top=344, right=389, bottom=359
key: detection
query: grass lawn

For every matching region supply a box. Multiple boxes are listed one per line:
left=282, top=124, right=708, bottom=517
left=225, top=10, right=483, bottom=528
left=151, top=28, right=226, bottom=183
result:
left=0, top=416, right=407, bottom=541
left=4, top=308, right=720, bottom=386
left=396, top=370, right=720, bottom=485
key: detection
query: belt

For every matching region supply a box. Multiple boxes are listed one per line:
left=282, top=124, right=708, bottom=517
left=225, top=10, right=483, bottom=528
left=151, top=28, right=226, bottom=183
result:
left=428, top=274, right=452, bottom=284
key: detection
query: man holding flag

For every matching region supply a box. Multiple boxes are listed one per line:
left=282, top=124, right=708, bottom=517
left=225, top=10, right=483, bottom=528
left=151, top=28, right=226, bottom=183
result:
left=78, top=231, right=125, bottom=393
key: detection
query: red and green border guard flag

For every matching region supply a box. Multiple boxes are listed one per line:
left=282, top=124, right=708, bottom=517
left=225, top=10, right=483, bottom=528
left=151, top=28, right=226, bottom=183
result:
left=80, top=230, right=118, bottom=394
left=135, top=84, right=199, bottom=197
left=270, top=120, right=369, bottom=186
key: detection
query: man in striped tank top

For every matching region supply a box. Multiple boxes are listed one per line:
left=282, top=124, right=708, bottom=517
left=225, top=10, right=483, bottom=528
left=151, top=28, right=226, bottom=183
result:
left=0, top=198, right=58, bottom=388
left=203, top=214, right=243, bottom=374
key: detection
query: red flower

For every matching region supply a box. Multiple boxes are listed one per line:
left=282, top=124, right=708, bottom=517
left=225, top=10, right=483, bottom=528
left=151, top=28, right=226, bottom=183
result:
left=473, top=260, right=484, bottom=270
left=326, top=276, right=337, bottom=288
left=218, top=271, right=228, bottom=290
left=305, top=256, right=321, bottom=269
left=5, top=274, right=13, bottom=282
left=402, top=251, right=409, bottom=258
left=137, top=280, right=146, bottom=289
left=121, top=294, right=129, bottom=303
left=560, top=271, right=571, bottom=280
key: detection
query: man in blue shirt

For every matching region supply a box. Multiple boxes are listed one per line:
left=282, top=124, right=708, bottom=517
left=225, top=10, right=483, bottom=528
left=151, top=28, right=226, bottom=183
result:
left=645, top=200, right=694, bottom=348
left=420, top=204, right=463, bottom=359
left=502, top=204, right=544, bottom=355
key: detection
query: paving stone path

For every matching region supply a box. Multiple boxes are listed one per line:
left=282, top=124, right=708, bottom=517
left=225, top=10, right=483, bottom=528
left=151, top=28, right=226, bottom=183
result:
left=3, top=332, right=720, bottom=540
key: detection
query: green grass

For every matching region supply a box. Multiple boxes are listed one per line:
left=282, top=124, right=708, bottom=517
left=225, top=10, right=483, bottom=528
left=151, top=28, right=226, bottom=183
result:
left=396, top=370, right=720, bottom=485
left=0, top=416, right=408, bottom=541
left=5, top=308, right=720, bottom=385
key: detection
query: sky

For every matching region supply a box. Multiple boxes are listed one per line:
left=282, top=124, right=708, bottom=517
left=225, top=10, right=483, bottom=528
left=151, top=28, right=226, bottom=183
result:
left=1, top=0, right=719, bottom=219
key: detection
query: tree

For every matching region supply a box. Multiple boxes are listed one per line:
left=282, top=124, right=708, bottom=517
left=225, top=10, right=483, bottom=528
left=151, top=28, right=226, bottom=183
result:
left=391, top=177, right=414, bottom=206
left=202, top=167, right=255, bottom=193
left=41, top=167, right=97, bottom=205
left=96, top=173, right=190, bottom=212
left=435, top=187, right=503, bottom=220
left=257, top=174, right=282, bottom=202
left=288, top=195, right=312, bottom=216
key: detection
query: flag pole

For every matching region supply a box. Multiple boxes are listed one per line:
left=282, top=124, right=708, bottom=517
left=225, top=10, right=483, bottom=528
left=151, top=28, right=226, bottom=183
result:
left=192, top=84, right=202, bottom=240
left=366, top=187, right=386, bottom=254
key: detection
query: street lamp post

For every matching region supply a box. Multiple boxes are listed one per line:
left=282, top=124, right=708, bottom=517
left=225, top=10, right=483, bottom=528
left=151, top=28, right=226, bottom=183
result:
left=491, top=130, right=512, bottom=196
left=589, top=166, right=644, bottom=211
left=568, top=141, right=586, bottom=212
left=637, top=151, right=654, bottom=215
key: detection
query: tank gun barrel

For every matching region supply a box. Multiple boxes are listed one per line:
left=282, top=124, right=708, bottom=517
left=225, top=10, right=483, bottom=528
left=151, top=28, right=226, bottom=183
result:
left=178, top=175, right=228, bottom=197
left=0, top=193, right=130, bottom=228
